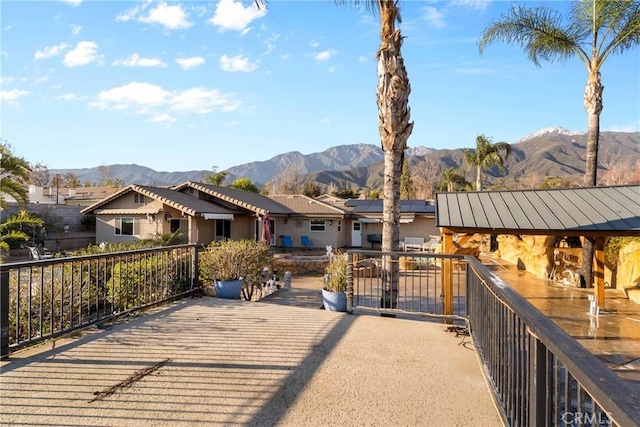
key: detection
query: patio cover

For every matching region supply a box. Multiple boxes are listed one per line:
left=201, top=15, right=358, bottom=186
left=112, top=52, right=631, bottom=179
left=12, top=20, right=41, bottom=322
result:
left=435, top=185, right=640, bottom=309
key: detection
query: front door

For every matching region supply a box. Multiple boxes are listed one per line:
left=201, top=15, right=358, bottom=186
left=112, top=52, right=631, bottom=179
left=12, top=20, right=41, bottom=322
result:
left=351, top=221, right=362, bottom=247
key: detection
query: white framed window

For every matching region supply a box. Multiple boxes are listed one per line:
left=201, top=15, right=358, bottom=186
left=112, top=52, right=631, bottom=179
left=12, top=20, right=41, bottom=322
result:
left=134, top=194, right=146, bottom=204
left=337, top=219, right=342, bottom=232
left=310, top=219, right=326, bottom=232
left=115, top=217, right=140, bottom=236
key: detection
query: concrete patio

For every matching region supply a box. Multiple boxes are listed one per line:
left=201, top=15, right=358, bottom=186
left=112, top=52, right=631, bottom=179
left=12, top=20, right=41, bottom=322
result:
left=0, top=288, right=501, bottom=426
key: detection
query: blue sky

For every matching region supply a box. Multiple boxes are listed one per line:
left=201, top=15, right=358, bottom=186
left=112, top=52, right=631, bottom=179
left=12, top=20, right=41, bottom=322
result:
left=1, top=0, right=639, bottom=173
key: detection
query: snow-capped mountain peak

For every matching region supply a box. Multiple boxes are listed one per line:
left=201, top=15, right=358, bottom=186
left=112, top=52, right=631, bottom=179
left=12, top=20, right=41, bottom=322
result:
left=517, top=127, right=584, bottom=143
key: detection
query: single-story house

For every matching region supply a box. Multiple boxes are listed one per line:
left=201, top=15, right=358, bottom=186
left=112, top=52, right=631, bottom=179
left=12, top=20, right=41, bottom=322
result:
left=338, top=199, right=439, bottom=249
left=81, top=182, right=355, bottom=249
left=81, top=182, right=442, bottom=249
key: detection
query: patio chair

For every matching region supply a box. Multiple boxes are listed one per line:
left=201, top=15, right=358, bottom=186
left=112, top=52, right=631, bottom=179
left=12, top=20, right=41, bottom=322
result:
left=281, top=235, right=293, bottom=249
left=301, top=235, right=314, bottom=249
left=27, top=245, right=54, bottom=260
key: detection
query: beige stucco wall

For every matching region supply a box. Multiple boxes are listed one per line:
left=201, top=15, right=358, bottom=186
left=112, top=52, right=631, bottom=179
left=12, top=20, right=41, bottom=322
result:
left=95, top=214, right=162, bottom=244
left=272, top=218, right=342, bottom=249
left=358, top=216, right=438, bottom=248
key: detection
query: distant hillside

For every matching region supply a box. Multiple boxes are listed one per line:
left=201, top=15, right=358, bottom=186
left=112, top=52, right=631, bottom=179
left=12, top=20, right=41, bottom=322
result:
left=49, top=129, right=639, bottom=190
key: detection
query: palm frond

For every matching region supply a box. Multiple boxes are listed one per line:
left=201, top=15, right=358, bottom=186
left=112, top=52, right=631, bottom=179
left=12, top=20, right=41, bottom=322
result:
left=479, top=5, right=584, bottom=67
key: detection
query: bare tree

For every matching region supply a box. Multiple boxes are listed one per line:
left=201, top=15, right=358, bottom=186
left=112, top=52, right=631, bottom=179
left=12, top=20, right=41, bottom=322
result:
left=599, top=164, right=630, bottom=185
left=270, top=163, right=303, bottom=195
left=29, top=162, right=51, bottom=187
left=413, top=158, right=439, bottom=199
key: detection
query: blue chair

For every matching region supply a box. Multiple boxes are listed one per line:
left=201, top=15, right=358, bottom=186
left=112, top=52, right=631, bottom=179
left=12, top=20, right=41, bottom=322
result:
left=301, top=235, right=314, bottom=249
left=281, top=235, right=293, bottom=249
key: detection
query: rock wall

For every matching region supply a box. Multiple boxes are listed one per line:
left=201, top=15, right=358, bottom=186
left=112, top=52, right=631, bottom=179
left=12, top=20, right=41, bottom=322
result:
left=617, top=241, right=640, bottom=303
left=496, top=235, right=555, bottom=279
left=271, top=254, right=328, bottom=275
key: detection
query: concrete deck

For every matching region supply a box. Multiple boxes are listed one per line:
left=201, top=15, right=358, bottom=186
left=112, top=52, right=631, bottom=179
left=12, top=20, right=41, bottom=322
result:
left=0, top=283, right=502, bottom=426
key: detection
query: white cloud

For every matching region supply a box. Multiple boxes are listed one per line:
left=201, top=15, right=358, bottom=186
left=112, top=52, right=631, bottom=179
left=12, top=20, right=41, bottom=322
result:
left=150, top=113, right=176, bottom=125
left=170, top=88, right=240, bottom=113
left=176, top=56, right=205, bottom=70
left=450, top=0, right=491, bottom=11
left=34, top=43, right=68, bottom=60
left=63, top=41, right=103, bottom=67
left=139, top=2, right=192, bottom=30
left=0, top=89, right=29, bottom=103
left=61, top=0, right=82, bottom=6
left=91, top=82, right=168, bottom=110
left=116, top=2, right=191, bottom=30
left=89, top=81, right=241, bottom=119
left=112, top=53, right=167, bottom=68
left=70, top=25, right=82, bottom=35
left=209, top=0, right=266, bottom=32
left=220, top=54, right=258, bottom=72
left=309, top=41, right=320, bottom=48
left=262, top=33, right=279, bottom=56
left=421, top=6, right=446, bottom=28
left=116, top=3, right=150, bottom=23
left=314, top=49, right=337, bottom=63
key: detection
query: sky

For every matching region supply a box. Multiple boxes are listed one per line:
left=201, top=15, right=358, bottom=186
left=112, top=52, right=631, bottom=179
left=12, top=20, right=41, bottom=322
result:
left=1, top=0, right=639, bottom=173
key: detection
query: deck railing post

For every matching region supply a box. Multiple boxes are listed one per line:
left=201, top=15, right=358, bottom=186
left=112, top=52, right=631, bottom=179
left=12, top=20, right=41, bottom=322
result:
left=1, top=268, right=9, bottom=359
left=529, top=329, right=548, bottom=427
left=346, top=252, right=353, bottom=314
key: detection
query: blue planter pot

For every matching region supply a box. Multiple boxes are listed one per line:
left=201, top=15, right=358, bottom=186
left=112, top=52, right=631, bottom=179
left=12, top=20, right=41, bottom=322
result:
left=214, top=279, right=243, bottom=299
left=322, top=288, right=347, bottom=312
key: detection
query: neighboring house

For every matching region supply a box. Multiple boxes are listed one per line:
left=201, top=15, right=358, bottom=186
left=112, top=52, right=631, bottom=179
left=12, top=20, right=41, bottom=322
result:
left=268, top=194, right=353, bottom=248
left=81, top=182, right=439, bottom=249
left=336, top=199, right=439, bottom=249
left=80, top=182, right=354, bottom=248
left=18, top=185, right=119, bottom=206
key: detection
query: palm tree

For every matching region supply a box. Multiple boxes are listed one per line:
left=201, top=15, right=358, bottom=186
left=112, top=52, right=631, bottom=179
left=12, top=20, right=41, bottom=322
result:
left=255, top=0, right=412, bottom=308
left=0, top=141, right=31, bottom=209
left=335, top=0, right=413, bottom=308
left=440, top=168, right=469, bottom=192
left=478, top=0, right=640, bottom=288
left=463, top=134, right=512, bottom=191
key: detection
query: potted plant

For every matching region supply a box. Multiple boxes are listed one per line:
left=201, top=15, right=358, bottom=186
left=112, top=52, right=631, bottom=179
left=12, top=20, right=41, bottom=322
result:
left=322, top=253, right=348, bottom=312
left=199, top=239, right=273, bottom=300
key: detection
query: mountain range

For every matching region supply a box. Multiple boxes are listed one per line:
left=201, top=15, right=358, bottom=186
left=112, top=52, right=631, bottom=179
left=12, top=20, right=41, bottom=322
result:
left=49, top=128, right=639, bottom=190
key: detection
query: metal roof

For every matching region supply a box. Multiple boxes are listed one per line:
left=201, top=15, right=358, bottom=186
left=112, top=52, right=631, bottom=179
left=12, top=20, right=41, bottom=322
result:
left=436, top=185, right=640, bottom=236
left=346, top=199, right=436, bottom=215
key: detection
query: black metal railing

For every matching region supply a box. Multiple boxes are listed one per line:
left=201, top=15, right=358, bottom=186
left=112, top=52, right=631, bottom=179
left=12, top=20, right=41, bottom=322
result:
left=466, top=257, right=640, bottom=427
left=346, top=250, right=467, bottom=321
left=1, top=244, right=198, bottom=359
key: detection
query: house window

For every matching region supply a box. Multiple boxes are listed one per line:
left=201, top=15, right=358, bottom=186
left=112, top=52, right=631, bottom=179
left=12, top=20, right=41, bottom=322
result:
left=310, top=219, right=326, bottom=232
left=216, top=219, right=231, bottom=239
left=337, top=220, right=342, bottom=232
left=134, top=194, right=146, bottom=204
left=115, top=217, right=139, bottom=236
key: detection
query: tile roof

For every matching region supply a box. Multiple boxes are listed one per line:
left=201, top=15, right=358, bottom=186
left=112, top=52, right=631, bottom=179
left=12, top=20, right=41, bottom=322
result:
left=175, top=182, right=293, bottom=215
left=436, top=185, right=640, bottom=236
left=81, top=184, right=236, bottom=217
left=136, top=186, right=236, bottom=217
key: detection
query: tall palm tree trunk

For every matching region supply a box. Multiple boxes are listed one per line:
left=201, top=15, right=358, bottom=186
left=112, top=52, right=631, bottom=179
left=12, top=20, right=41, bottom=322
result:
left=377, top=2, right=413, bottom=309
left=476, top=165, right=482, bottom=191
left=581, top=68, right=604, bottom=288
